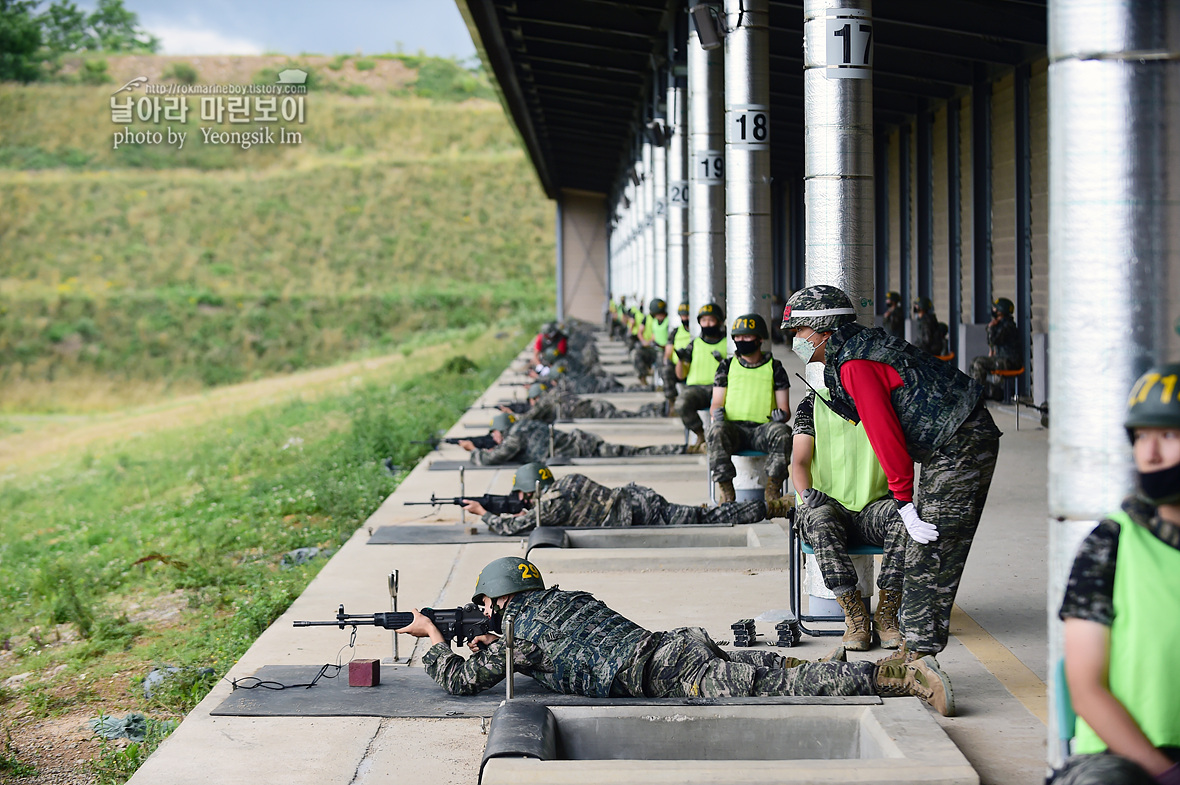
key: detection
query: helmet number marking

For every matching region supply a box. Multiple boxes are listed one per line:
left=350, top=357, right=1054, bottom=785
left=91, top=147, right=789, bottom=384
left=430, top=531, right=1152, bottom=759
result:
left=1129, top=373, right=1178, bottom=405
left=518, top=563, right=540, bottom=581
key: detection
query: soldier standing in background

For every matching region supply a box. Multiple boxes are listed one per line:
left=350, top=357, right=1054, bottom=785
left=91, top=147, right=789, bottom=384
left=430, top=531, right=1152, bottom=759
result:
left=674, top=303, right=728, bottom=453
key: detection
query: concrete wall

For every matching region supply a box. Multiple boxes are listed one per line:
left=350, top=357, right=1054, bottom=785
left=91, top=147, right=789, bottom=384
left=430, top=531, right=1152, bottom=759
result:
left=558, top=189, right=609, bottom=324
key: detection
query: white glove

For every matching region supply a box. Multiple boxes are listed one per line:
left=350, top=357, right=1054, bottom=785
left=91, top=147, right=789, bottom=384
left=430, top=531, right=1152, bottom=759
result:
left=897, top=502, right=938, bottom=544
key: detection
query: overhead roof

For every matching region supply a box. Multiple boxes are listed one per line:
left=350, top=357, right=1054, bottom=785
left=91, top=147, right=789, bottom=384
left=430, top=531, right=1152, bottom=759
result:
left=457, top=0, right=1047, bottom=199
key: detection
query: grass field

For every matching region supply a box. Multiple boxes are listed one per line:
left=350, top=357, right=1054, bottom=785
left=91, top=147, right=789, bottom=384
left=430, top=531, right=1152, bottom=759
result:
left=0, top=54, right=553, bottom=782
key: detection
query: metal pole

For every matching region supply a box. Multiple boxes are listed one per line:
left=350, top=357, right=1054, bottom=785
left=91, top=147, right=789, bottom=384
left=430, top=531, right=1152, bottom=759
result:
left=724, top=0, right=773, bottom=331
left=688, top=0, right=726, bottom=313
left=555, top=197, right=565, bottom=321
left=388, top=570, right=399, bottom=663
left=504, top=615, right=515, bottom=700
left=803, top=0, right=876, bottom=337
left=1046, top=0, right=1180, bottom=766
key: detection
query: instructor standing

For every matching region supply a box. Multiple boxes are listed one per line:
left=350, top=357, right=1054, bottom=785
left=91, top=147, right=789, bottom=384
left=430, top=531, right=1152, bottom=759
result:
left=782, top=285, right=1001, bottom=660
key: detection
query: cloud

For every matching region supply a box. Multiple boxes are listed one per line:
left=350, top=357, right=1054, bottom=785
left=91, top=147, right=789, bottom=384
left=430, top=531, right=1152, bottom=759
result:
left=149, top=25, right=264, bottom=55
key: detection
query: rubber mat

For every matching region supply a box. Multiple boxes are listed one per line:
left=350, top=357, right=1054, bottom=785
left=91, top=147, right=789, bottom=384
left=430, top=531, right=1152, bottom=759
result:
left=427, top=458, right=572, bottom=471
left=366, top=524, right=509, bottom=545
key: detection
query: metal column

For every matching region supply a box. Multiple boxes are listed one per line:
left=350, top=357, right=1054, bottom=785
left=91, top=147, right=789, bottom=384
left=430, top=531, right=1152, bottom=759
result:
left=724, top=0, right=773, bottom=328
left=898, top=124, right=911, bottom=308
left=947, top=99, right=962, bottom=355
left=803, top=0, right=876, bottom=329
left=916, top=112, right=933, bottom=302
left=688, top=0, right=726, bottom=313
left=1047, top=0, right=1180, bottom=765
left=1015, top=64, right=1033, bottom=397
left=971, top=80, right=992, bottom=323
left=668, top=73, right=690, bottom=309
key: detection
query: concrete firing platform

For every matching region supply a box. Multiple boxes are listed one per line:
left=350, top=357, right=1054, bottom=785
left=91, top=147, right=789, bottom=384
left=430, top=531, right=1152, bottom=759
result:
left=128, top=332, right=1051, bottom=785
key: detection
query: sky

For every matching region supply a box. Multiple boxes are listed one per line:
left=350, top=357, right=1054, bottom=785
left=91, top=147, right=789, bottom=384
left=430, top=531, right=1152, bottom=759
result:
left=70, top=0, right=478, bottom=60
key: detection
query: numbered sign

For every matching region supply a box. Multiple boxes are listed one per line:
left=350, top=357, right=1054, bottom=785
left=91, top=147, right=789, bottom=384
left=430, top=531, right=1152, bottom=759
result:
left=654, top=197, right=667, bottom=217
left=726, top=104, right=770, bottom=149
left=695, top=150, right=724, bottom=184
left=823, top=9, right=872, bottom=79
left=668, top=180, right=689, bottom=206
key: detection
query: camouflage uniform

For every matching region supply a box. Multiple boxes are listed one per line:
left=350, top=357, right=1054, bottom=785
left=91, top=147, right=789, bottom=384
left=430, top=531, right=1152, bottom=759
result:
left=824, top=323, right=1001, bottom=653
left=472, top=420, right=685, bottom=466
left=676, top=385, right=713, bottom=434
left=520, top=388, right=663, bottom=424
left=1049, top=753, right=1163, bottom=785
left=883, top=305, right=905, bottom=340
left=705, top=356, right=792, bottom=484
left=914, top=312, right=941, bottom=355
left=969, top=315, right=1022, bottom=389
left=422, top=587, right=877, bottom=698
left=481, top=472, right=768, bottom=536
left=633, top=344, right=660, bottom=379
left=792, top=394, right=907, bottom=595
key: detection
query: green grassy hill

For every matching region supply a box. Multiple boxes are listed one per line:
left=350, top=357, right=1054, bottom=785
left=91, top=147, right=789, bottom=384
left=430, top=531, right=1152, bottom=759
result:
left=0, top=56, right=554, bottom=411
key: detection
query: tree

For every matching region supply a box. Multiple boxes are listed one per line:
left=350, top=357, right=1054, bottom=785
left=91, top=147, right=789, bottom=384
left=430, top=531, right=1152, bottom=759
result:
left=38, top=0, right=87, bottom=53
left=0, top=0, right=43, bottom=82
left=37, top=0, right=159, bottom=55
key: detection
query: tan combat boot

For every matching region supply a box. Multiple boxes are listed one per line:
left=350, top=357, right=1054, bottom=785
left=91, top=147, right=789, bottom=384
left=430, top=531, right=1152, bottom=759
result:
left=717, top=480, right=736, bottom=504
left=764, top=477, right=784, bottom=502
left=874, top=656, right=955, bottom=717
left=637, top=371, right=650, bottom=387
left=665, top=396, right=678, bottom=417
left=874, top=589, right=903, bottom=650
left=686, top=428, right=707, bottom=454
left=834, top=590, right=872, bottom=652
left=874, top=644, right=937, bottom=667
left=764, top=496, right=795, bottom=519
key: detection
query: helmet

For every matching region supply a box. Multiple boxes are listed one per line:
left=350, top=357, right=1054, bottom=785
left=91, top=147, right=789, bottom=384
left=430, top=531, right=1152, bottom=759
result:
left=490, top=412, right=516, bottom=433
left=886, top=291, right=901, bottom=305
left=527, top=382, right=546, bottom=400
left=1125, top=362, right=1180, bottom=436
left=993, top=297, right=1015, bottom=316
left=512, top=462, right=555, bottom=493
left=731, top=313, right=769, bottom=340
left=472, top=556, right=545, bottom=603
left=913, top=297, right=934, bottom=313
left=697, top=302, right=725, bottom=323
left=541, top=345, right=564, bottom=364
left=677, top=302, right=691, bottom=317
left=781, top=286, right=858, bottom=333
left=541, top=322, right=558, bottom=336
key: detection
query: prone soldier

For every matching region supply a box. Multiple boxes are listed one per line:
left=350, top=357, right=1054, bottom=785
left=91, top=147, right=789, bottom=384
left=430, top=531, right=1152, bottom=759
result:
left=462, top=412, right=686, bottom=466
left=465, top=461, right=793, bottom=536
left=674, top=303, right=728, bottom=452
left=706, top=313, right=792, bottom=504
left=517, top=383, right=664, bottom=424
left=395, top=556, right=954, bottom=714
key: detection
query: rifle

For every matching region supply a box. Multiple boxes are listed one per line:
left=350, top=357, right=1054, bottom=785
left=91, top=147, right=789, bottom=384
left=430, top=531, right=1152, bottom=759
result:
left=411, top=434, right=498, bottom=450
left=294, top=604, right=491, bottom=649
left=404, top=493, right=528, bottom=515
left=475, top=401, right=529, bottom=414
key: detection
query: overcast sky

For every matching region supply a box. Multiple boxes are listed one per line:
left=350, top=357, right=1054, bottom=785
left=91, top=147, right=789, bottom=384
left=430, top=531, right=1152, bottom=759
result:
left=69, top=1, right=478, bottom=60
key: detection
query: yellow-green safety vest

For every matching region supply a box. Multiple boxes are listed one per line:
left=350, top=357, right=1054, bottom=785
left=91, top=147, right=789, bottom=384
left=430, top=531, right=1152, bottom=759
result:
left=1073, top=510, right=1180, bottom=754
left=724, top=358, right=776, bottom=423
left=672, top=324, right=693, bottom=352
left=685, top=338, right=725, bottom=387
left=803, top=388, right=888, bottom=512
left=645, top=315, right=670, bottom=346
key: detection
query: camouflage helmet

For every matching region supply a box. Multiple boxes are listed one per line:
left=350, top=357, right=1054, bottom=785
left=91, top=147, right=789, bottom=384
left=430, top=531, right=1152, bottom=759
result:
left=993, top=297, right=1015, bottom=316
left=527, top=382, right=546, bottom=400
left=649, top=298, right=668, bottom=316
left=512, top=462, right=555, bottom=493
left=781, top=286, right=858, bottom=333
left=677, top=302, right=691, bottom=317
left=541, top=345, right=564, bottom=364
left=472, top=556, right=544, bottom=603
left=697, top=302, right=725, bottom=324
left=549, top=359, right=570, bottom=377
left=886, top=290, right=901, bottom=305
left=731, top=313, right=769, bottom=340
left=490, top=412, right=516, bottom=433
left=1125, top=362, right=1180, bottom=438
left=913, top=296, right=934, bottom=313
left=541, top=321, right=558, bottom=336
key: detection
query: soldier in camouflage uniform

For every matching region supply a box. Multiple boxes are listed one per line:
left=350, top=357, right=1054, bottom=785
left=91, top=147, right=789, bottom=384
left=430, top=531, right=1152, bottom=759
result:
left=883, top=291, right=905, bottom=339
left=791, top=391, right=907, bottom=651
left=397, top=557, right=953, bottom=714
left=516, top=383, right=664, bottom=424
left=911, top=297, right=942, bottom=356
left=675, top=303, right=728, bottom=450
left=706, top=313, right=792, bottom=504
left=1050, top=363, right=1180, bottom=785
left=661, top=302, right=694, bottom=415
left=561, top=318, right=600, bottom=372
left=969, top=297, right=1022, bottom=399
left=784, top=285, right=1001, bottom=659
left=632, top=299, right=670, bottom=387
left=466, top=462, right=791, bottom=536
left=462, top=416, right=686, bottom=466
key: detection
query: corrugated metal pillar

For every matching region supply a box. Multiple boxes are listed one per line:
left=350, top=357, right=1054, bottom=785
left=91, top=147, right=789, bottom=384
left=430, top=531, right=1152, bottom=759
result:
left=803, top=0, right=875, bottom=331
left=790, top=176, right=806, bottom=290
left=972, top=80, right=992, bottom=323
left=668, top=66, right=690, bottom=309
left=555, top=197, right=565, bottom=321
left=1015, top=63, right=1033, bottom=396
left=652, top=119, right=669, bottom=303
left=723, top=0, right=773, bottom=329
left=641, top=139, right=654, bottom=304
left=1047, top=0, right=1180, bottom=766
left=947, top=99, right=962, bottom=354
left=688, top=0, right=726, bottom=313
left=898, top=124, right=911, bottom=307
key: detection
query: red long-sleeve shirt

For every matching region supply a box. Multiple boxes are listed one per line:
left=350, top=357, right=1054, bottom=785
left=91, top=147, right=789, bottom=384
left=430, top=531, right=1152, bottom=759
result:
left=838, top=359, right=914, bottom=504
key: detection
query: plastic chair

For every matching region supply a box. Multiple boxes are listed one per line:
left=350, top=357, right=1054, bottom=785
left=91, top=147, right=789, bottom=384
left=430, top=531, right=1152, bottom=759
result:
left=1055, top=658, right=1077, bottom=763
left=989, top=367, right=1026, bottom=430
left=781, top=510, right=883, bottom=644
left=706, top=449, right=769, bottom=504
left=935, top=351, right=956, bottom=363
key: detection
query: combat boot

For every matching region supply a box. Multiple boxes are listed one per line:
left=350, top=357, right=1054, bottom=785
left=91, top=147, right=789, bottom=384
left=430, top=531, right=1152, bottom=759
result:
left=637, top=371, right=650, bottom=387
left=874, top=656, right=954, bottom=717
left=764, top=477, right=784, bottom=502
left=686, top=428, right=707, bottom=454
left=665, top=396, right=678, bottom=417
left=717, top=480, right=736, bottom=504
left=874, top=589, right=903, bottom=650
left=875, top=644, right=937, bottom=667
left=835, top=590, right=872, bottom=652
left=764, top=496, right=794, bottom=519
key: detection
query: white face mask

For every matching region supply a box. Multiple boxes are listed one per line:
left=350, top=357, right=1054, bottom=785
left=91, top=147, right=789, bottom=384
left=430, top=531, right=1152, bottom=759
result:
left=792, top=334, right=828, bottom=364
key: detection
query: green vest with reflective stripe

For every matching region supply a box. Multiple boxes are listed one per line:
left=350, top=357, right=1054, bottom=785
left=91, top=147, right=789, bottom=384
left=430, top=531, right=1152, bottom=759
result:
left=646, top=315, right=670, bottom=346
left=724, top=358, right=775, bottom=423
left=1073, top=510, right=1180, bottom=754
left=685, top=338, right=724, bottom=387
left=630, top=307, right=643, bottom=336
left=809, top=389, right=888, bottom=512
left=672, top=324, right=693, bottom=352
